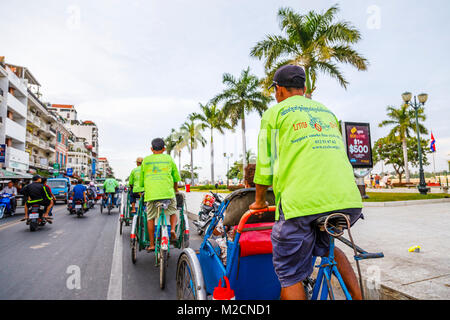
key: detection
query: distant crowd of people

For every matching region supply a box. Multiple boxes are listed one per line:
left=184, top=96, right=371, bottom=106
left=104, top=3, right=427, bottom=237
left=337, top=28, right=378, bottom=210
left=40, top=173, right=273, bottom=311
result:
left=369, top=173, right=392, bottom=189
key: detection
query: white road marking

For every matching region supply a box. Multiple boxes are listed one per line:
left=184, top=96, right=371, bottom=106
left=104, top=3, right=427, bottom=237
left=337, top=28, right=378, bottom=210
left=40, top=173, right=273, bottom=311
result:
left=30, top=242, right=50, bottom=249
left=107, top=216, right=123, bottom=300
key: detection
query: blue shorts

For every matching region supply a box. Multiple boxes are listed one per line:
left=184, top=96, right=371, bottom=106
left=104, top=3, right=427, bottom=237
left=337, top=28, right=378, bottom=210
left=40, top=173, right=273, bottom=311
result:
left=271, top=205, right=362, bottom=288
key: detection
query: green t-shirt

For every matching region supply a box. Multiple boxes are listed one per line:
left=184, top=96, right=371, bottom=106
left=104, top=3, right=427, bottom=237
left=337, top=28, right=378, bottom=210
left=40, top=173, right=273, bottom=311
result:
left=254, top=95, right=362, bottom=221
left=139, top=153, right=181, bottom=202
left=103, top=178, right=119, bottom=193
left=128, top=166, right=144, bottom=193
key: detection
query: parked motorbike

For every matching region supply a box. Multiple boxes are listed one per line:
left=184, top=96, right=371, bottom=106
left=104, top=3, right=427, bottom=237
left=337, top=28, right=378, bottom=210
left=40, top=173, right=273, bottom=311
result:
left=28, top=204, right=47, bottom=232
left=87, top=190, right=96, bottom=209
left=192, top=191, right=223, bottom=235
left=0, top=193, right=14, bottom=219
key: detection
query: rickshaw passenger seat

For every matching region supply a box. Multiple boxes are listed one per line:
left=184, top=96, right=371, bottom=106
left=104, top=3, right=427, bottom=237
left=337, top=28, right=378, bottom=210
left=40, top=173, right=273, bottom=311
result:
left=235, top=222, right=274, bottom=257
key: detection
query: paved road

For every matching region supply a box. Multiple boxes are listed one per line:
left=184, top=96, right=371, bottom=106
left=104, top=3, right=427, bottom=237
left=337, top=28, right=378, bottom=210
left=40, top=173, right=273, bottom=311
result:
left=0, top=202, right=202, bottom=300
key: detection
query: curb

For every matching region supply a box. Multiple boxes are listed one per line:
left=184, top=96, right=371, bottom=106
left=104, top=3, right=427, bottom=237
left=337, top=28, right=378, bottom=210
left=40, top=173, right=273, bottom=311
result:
left=363, top=197, right=450, bottom=207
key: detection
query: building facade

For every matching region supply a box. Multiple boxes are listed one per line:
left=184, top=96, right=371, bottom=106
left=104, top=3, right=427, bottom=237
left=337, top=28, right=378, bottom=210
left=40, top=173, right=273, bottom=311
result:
left=0, top=60, right=30, bottom=172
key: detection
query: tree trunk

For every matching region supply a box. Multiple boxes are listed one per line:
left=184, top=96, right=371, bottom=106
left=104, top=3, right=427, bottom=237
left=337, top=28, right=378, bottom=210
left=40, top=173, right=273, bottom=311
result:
left=210, top=128, right=215, bottom=185
left=304, top=67, right=312, bottom=99
left=241, top=114, right=247, bottom=183
left=402, top=138, right=410, bottom=183
left=190, top=141, right=194, bottom=185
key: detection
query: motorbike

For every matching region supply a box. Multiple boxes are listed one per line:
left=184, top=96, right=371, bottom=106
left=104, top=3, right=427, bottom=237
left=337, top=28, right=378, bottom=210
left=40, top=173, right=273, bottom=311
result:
left=28, top=204, right=47, bottom=232
left=192, top=191, right=223, bottom=236
left=87, top=189, right=96, bottom=209
left=0, top=193, right=14, bottom=219
left=74, top=199, right=85, bottom=218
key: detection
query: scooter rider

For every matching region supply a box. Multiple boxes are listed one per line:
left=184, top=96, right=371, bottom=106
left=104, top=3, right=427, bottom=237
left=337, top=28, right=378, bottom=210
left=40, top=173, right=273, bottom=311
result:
left=41, top=177, right=56, bottom=217
left=71, top=179, right=87, bottom=209
left=20, top=175, right=53, bottom=223
left=1, top=181, right=18, bottom=214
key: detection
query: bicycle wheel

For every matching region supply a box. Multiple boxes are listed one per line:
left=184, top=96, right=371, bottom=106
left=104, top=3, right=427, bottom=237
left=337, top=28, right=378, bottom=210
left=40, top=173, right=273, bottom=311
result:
left=176, top=249, right=206, bottom=300
left=100, top=201, right=103, bottom=214
left=160, top=249, right=168, bottom=290
left=120, top=219, right=123, bottom=235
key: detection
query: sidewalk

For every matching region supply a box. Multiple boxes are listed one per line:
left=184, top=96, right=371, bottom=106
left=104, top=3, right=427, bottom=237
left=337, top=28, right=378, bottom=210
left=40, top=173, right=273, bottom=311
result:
left=182, top=191, right=450, bottom=300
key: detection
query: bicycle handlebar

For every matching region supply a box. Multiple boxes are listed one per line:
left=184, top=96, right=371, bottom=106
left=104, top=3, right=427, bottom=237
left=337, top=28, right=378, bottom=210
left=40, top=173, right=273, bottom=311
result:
left=236, top=206, right=276, bottom=234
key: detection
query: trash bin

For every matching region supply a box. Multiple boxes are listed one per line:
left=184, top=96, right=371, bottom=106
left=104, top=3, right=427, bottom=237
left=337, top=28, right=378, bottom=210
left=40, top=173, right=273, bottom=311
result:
left=185, top=184, right=190, bottom=192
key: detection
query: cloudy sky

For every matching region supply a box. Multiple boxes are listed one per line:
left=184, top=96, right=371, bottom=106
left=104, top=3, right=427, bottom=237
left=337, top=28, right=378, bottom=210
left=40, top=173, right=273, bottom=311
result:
left=2, top=0, right=449, bottom=181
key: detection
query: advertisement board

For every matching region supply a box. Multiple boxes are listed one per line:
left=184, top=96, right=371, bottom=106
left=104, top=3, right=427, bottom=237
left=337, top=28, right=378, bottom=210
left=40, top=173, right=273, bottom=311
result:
left=343, top=122, right=373, bottom=168
left=0, top=144, right=5, bottom=163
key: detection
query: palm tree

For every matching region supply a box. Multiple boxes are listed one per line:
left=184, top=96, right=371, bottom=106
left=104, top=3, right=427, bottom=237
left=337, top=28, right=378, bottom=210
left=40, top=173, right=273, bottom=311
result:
left=250, top=5, right=368, bottom=97
left=180, top=114, right=207, bottom=184
left=211, top=67, right=272, bottom=180
left=192, top=103, right=233, bottom=185
left=171, top=129, right=187, bottom=171
left=164, top=128, right=178, bottom=157
left=379, top=104, right=427, bottom=183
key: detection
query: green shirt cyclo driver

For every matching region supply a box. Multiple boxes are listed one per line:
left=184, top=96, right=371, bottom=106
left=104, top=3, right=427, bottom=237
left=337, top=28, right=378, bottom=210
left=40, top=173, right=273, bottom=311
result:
left=250, top=64, right=363, bottom=300
left=103, top=177, right=119, bottom=206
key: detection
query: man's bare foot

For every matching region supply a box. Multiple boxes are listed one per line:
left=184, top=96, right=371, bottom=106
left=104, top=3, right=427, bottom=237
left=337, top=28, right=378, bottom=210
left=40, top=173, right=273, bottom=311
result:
left=146, top=245, right=155, bottom=252
left=171, top=230, right=177, bottom=241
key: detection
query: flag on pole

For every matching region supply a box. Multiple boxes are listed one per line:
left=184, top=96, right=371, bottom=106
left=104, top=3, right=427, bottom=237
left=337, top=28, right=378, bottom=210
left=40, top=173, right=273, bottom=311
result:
left=430, top=131, right=436, bottom=152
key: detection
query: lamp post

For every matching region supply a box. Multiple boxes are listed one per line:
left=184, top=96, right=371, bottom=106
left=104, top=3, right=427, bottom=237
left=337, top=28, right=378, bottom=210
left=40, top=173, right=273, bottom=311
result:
left=401, top=92, right=430, bottom=195
left=224, top=152, right=233, bottom=189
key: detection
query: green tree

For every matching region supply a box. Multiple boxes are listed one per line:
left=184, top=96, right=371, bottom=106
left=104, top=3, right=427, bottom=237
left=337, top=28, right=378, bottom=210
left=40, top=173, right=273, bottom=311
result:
left=180, top=115, right=207, bottom=184
left=164, top=128, right=178, bottom=157
left=192, top=103, right=233, bottom=185
left=250, top=5, right=368, bottom=97
left=212, top=67, right=272, bottom=180
left=180, top=164, right=200, bottom=182
left=373, top=136, right=430, bottom=183
left=171, top=129, right=187, bottom=171
left=378, top=104, right=427, bottom=183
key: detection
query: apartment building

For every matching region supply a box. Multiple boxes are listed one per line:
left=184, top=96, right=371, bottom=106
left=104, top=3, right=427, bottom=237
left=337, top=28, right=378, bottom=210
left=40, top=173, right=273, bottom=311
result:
left=67, top=136, right=93, bottom=178
left=97, top=157, right=113, bottom=179
left=47, top=104, right=77, bottom=122
left=0, top=60, right=30, bottom=172
left=26, top=90, right=57, bottom=173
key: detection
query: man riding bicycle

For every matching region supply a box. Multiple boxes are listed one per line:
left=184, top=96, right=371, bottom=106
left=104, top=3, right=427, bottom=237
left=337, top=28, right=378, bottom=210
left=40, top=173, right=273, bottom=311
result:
left=250, top=65, right=363, bottom=300
left=103, top=175, right=119, bottom=208
left=139, top=138, right=181, bottom=251
left=128, top=157, right=144, bottom=214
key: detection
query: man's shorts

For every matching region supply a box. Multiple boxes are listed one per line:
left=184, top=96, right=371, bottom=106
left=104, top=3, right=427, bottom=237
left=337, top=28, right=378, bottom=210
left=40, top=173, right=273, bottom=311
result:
left=130, top=192, right=141, bottom=204
left=271, top=205, right=362, bottom=288
left=145, top=198, right=177, bottom=221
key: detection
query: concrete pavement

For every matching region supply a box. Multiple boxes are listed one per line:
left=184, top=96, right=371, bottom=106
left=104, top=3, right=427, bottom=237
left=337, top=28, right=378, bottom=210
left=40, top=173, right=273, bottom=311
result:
left=182, top=190, right=450, bottom=300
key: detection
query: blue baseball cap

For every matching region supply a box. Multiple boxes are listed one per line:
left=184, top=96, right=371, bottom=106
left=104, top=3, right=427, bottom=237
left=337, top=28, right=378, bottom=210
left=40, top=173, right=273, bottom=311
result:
left=268, top=65, right=306, bottom=90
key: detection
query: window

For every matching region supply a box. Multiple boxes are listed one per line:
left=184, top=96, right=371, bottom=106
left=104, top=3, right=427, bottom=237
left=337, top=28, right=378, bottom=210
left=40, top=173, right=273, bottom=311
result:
left=56, top=152, right=59, bottom=162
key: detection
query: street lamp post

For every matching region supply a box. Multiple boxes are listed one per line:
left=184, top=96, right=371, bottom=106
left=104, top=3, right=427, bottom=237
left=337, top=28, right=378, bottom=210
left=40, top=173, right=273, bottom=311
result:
left=401, top=92, right=430, bottom=195
left=224, top=152, right=233, bottom=189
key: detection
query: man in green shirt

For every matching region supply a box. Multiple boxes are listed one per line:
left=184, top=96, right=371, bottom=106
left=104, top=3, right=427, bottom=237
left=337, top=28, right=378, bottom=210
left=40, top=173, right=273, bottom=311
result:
left=250, top=65, right=363, bottom=300
left=140, top=138, right=181, bottom=251
left=128, top=157, right=144, bottom=213
left=103, top=175, right=119, bottom=207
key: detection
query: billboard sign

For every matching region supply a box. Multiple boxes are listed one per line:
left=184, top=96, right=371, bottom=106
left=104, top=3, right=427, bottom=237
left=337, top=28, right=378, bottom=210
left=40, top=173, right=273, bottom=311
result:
left=343, top=122, right=373, bottom=168
left=0, top=144, right=6, bottom=163
left=66, top=168, right=73, bottom=177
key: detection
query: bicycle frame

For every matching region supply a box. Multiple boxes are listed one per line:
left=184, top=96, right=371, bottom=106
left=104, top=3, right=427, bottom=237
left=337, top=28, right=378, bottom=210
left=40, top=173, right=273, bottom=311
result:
left=155, top=207, right=170, bottom=265
left=311, top=236, right=352, bottom=300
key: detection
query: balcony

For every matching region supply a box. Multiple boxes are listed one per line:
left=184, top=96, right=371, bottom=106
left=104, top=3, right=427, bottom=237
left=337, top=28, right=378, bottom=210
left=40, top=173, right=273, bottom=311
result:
left=5, top=118, right=26, bottom=144
left=7, top=92, right=27, bottom=118
left=6, top=146, right=29, bottom=171
left=6, top=67, right=28, bottom=96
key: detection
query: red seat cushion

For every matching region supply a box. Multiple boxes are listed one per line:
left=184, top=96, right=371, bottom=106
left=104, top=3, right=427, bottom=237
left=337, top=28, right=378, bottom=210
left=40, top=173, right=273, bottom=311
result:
left=234, top=222, right=274, bottom=257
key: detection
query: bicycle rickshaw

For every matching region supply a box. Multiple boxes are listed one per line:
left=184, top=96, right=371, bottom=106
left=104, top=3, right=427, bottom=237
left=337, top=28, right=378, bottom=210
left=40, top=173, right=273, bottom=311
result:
left=119, top=191, right=136, bottom=235
left=175, top=188, right=383, bottom=300
left=130, top=192, right=190, bottom=289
